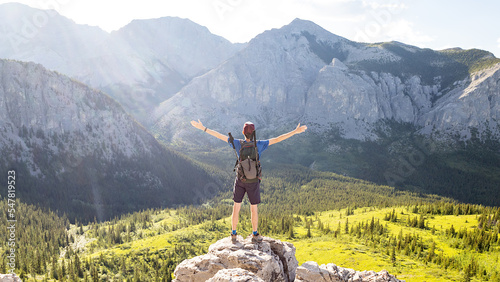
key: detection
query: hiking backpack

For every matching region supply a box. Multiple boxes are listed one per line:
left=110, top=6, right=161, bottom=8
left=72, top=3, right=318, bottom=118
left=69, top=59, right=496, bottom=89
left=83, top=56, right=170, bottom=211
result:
left=236, top=140, right=261, bottom=183
left=228, top=132, right=261, bottom=183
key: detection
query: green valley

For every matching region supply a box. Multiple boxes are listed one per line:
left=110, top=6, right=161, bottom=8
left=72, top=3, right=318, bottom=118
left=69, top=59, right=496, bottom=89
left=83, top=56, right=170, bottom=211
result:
left=2, top=166, right=499, bottom=281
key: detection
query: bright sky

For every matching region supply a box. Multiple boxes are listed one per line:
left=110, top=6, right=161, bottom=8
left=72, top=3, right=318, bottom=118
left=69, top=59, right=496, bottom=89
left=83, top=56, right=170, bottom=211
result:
left=3, top=0, right=500, bottom=57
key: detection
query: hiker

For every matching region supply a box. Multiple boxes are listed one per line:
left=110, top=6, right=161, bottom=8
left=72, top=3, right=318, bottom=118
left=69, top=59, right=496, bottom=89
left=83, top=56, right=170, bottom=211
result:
left=190, top=119, right=307, bottom=243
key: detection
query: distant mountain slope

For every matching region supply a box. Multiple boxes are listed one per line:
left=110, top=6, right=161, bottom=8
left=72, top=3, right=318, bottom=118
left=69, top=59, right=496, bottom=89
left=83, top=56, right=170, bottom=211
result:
left=0, top=59, right=220, bottom=221
left=0, top=3, right=108, bottom=63
left=152, top=18, right=500, bottom=143
left=0, top=3, right=244, bottom=123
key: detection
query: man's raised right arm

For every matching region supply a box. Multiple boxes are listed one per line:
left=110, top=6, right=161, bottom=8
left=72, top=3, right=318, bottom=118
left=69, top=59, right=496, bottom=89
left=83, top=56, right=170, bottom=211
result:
left=190, top=119, right=228, bottom=142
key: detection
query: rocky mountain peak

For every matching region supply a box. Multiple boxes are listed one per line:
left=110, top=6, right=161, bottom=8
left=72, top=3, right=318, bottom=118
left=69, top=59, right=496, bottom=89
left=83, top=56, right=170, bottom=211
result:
left=113, top=15, right=240, bottom=79
left=285, top=18, right=338, bottom=36
left=173, top=236, right=402, bottom=282
left=247, top=17, right=349, bottom=58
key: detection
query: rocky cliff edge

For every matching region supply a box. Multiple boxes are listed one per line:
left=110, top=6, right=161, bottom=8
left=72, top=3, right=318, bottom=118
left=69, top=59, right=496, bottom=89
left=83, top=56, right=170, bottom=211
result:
left=173, top=236, right=403, bottom=282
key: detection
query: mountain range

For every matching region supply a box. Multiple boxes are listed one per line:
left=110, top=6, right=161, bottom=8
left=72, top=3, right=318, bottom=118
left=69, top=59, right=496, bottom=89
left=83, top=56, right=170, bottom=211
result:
left=0, top=2, right=243, bottom=123
left=1, top=3, right=500, bottom=216
left=2, top=3, right=498, bottom=143
left=152, top=18, right=500, bottom=143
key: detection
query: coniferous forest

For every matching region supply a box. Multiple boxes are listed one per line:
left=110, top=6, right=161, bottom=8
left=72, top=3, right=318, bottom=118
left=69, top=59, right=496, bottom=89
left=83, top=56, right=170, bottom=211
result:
left=1, top=165, right=499, bottom=281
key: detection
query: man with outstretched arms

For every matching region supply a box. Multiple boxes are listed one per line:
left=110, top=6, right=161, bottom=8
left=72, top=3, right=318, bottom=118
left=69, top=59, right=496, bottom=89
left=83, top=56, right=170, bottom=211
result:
left=191, top=120, right=307, bottom=243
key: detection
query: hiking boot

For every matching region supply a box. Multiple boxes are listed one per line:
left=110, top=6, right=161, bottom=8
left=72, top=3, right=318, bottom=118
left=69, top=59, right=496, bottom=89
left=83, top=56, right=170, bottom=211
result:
left=231, top=232, right=238, bottom=243
left=251, top=232, right=263, bottom=243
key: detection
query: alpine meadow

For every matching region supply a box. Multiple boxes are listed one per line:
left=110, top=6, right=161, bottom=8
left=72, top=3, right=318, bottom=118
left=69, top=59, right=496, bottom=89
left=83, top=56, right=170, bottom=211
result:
left=0, top=3, right=499, bottom=282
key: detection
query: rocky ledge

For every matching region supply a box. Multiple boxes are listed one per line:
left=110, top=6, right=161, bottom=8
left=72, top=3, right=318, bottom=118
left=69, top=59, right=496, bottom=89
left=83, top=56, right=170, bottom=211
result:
left=0, top=274, right=22, bottom=282
left=173, top=236, right=402, bottom=282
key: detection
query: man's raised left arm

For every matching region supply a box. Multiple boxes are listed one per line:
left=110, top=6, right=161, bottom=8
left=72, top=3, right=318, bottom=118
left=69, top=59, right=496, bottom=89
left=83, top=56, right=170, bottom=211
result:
left=268, top=124, right=307, bottom=145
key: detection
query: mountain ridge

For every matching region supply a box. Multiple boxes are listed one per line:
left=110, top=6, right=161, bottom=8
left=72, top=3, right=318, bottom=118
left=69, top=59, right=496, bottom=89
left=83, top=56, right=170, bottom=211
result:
left=0, top=3, right=244, bottom=123
left=0, top=59, right=222, bottom=221
left=152, top=18, right=500, bottom=142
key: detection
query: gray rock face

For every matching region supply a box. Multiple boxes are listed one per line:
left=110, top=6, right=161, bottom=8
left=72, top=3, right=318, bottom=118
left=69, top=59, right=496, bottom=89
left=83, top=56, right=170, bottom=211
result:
left=207, top=268, right=265, bottom=282
left=295, top=261, right=402, bottom=282
left=304, top=59, right=436, bottom=140
left=173, top=236, right=298, bottom=282
left=418, top=64, right=500, bottom=140
left=0, top=59, right=147, bottom=175
left=174, top=237, right=402, bottom=282
left=152, top=18, right=500, bottom=144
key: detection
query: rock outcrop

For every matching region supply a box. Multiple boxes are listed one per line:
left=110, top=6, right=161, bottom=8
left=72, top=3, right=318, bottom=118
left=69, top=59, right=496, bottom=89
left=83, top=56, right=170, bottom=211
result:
left=207, top=268, right=264, bottom=282
left=0, top=274, right=22, bottom=282
left=295, top=261, right=400, bottom=282
left=174, top=236, right=402, bottom=282
left=174, top=235, right=297, bottom=282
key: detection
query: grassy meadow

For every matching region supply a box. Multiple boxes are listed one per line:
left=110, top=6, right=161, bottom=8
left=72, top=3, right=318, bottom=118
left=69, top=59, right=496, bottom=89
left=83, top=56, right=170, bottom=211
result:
left=12, top=203, right=494, bottom=281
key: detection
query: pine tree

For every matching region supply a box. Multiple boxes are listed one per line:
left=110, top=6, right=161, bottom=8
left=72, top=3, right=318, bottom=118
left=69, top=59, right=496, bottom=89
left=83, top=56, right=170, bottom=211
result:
left=418, top=214, right=425, bottom=229
left=61, top=259, right=66, bottom=280
left=0, top=256, right=6, bottom=273
left=288, top=223, right=295, bottom=239
left=463, top=262, right=472, bottom=282
left=391, top=246, right=396, bottom=266
left=51, top=258, right=58, bottom=280
left=426, top=241, right=436, bottom=262
left=74, top=253, right=83, bottom=278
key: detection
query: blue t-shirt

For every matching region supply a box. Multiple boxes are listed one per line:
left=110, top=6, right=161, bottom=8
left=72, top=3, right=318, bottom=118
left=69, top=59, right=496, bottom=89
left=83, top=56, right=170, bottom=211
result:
left=228, top=137, right=269, bottom=159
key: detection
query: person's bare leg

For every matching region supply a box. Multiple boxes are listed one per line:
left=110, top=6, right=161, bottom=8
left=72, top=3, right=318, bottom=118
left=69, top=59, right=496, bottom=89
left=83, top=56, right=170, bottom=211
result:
left=250, top=204, right=263, bottom=242
left=232, top=202, right=242, bottom=231
left=250, top=204, right=258, bottom=232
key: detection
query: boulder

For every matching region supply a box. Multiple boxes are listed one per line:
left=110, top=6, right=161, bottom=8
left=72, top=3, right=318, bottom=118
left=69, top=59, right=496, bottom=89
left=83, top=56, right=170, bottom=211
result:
left=174, top=235, right=298, bottom=282
left=295, top=261, right=402, bottom=282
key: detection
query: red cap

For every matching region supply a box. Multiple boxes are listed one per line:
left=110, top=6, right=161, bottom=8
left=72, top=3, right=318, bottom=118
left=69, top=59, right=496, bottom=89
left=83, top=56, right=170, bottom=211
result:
left=243, top=122, right=255, bottom=135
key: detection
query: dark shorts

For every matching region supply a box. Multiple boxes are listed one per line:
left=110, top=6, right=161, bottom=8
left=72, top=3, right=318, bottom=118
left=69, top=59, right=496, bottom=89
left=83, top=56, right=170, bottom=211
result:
left=233, top=178, right=261, bottom=205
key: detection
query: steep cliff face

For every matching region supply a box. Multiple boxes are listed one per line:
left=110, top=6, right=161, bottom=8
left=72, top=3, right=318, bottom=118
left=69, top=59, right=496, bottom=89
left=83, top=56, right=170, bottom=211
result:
left=0, top=60, right=148, bottom=170
left=0, top=59, right=216, bottom=221
left=304, top=59, right=437, bottom=140
left=418, top=64, right=500, bottom=140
